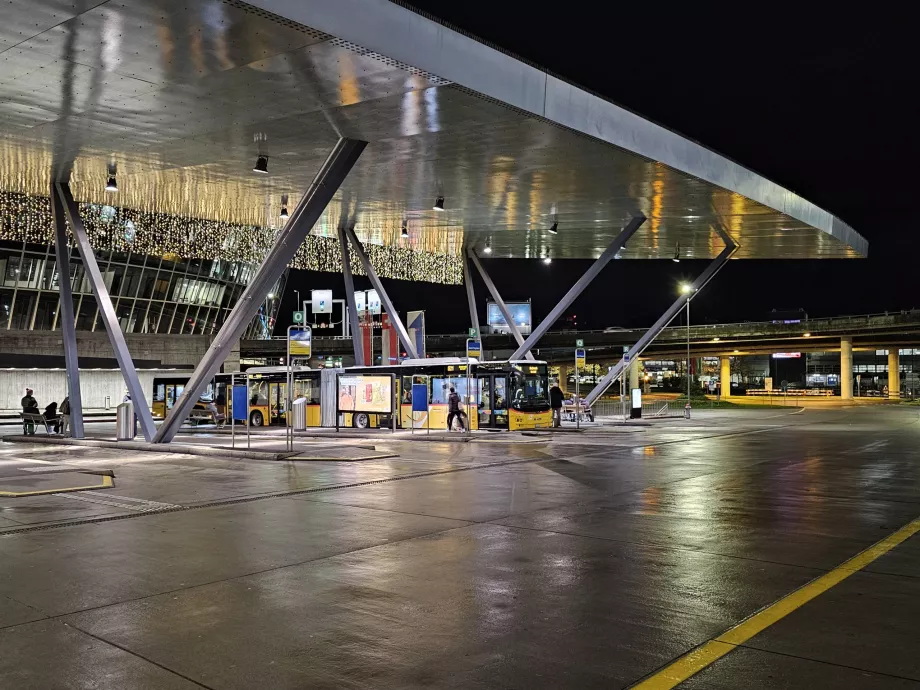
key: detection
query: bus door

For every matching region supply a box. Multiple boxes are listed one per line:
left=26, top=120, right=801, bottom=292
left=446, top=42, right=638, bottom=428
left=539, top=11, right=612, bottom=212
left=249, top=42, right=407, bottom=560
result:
left=476, top=374, right=508, bottom=429
left=268, top=380, right=288, bottom=425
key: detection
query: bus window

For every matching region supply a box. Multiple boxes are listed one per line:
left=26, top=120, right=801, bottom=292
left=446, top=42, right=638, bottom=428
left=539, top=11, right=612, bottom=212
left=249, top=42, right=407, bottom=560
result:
left=510, top=369, right=549, bottom=409
left=154, top=383, right=165, bottom=402
left=494, top=378, right=507, bottom=410
left=401, top=376, right=413, bottom=404
left=250, top=380, right=268, bottom=406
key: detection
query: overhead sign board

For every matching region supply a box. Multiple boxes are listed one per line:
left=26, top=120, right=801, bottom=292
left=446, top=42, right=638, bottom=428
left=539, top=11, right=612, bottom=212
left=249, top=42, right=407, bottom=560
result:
left=367, top=289, right=382, bottom=315
left=312, top=289, right=333, bottom=314
left=772, top=352, right=802, bottom=359
left=355, top=290, right=367, bottom=313
left=287, top=325, right=312, bottom=358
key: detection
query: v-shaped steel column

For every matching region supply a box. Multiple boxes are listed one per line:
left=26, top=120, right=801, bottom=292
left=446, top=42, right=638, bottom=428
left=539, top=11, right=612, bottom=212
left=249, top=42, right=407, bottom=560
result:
left=343, top=225, right=418, bottom=360
left=338, top=224, right=364, bottom=366
left=153, top=137, right=367, bottom=443
left=467, top=249, right=534, bottom=360
left=55, top=182, right=157, bottom=440
left=584, top=230, right=738, bottom=407
left=463, top=251, right=480, bottom=338
left=50, top=184, right=84, bottom=439
left=509, top=215, right=645, bottom=361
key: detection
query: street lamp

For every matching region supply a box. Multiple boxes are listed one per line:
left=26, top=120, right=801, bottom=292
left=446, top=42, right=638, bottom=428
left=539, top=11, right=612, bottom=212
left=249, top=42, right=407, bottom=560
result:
left=679, top=283, right=695, bottom=417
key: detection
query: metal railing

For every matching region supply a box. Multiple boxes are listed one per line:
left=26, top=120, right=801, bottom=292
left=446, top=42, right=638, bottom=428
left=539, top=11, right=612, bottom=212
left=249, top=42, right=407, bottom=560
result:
left=592, top=398, right=674, bottom=419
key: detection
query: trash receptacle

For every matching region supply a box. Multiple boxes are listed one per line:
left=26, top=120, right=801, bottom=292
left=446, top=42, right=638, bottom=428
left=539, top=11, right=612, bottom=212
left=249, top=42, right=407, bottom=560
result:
left=292, top=397, right=307, bottom=431
left=117, top=401, right=136, bottom=440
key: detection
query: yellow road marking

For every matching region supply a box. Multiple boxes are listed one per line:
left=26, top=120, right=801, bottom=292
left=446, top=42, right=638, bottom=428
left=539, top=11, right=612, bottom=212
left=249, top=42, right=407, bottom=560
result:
left=0, top=474, right=113, bottom=497
left=632, top=516, right=920, bottom=689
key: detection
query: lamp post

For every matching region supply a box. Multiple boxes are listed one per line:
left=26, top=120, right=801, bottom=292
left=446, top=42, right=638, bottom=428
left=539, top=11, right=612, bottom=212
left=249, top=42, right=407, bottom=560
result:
left=680, top=283, right=694, bottom=418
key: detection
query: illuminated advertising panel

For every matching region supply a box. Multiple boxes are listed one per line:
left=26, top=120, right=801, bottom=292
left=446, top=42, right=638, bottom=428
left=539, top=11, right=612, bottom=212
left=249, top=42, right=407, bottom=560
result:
left=486, top=301, right=532, bottom=335
left=337, top=375, right=392, bottom=414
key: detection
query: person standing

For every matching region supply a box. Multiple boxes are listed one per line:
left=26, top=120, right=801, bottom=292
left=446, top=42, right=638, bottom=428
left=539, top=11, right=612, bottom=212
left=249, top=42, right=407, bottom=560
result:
left=550, top=381, right=564, bottom=427
left=59, top=396, right=71, bottom=436
left=21, top=388, right=38, bottom=435
left=447, top=386, right=466, bottom=431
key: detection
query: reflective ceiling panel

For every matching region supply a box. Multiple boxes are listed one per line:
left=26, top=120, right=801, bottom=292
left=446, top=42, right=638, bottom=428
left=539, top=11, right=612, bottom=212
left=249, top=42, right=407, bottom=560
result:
left=0, top=0, right=867, bottom=260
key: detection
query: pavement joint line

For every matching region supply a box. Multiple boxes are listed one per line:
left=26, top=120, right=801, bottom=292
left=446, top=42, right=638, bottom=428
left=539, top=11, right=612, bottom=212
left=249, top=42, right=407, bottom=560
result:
left=628, top=515, right=920, bottom=689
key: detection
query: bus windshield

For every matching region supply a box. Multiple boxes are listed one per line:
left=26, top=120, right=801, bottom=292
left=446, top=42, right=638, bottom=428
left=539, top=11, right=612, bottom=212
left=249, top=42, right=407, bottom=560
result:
left=510, top=368, right=549, bottom=410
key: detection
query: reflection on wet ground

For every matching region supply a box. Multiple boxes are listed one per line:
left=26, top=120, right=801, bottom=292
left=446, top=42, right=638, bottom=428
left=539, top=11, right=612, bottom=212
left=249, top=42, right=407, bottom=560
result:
left=0, top=407, right=918, bottom=688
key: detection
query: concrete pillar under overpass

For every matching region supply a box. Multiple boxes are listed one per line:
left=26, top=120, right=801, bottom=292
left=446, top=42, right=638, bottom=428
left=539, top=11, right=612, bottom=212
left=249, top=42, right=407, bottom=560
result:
left=558, top=364, right=570, bottom=392
left=840, top=336, right=853, bottom=400
left=720, top=357, right=732, bottom=398
left=889, top=349, right=900, bottom=399
left=629, top=358, right=640, bottom=391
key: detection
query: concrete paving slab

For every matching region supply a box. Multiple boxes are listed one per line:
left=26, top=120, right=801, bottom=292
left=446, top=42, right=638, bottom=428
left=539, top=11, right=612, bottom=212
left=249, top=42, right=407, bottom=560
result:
left=64, top=523, right=821, bottom=690
left=746, top=570, right=920, bottom=681
left=0, top=594, right=45, bottom=629
left=0, top=619, right=201, bottom=689
left=682, top=645, right=920, bottom=688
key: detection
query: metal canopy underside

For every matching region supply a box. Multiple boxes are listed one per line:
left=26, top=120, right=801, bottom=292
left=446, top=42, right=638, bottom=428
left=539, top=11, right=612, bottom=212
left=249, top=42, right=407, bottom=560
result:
left=0, top=0, right=867, bottom=261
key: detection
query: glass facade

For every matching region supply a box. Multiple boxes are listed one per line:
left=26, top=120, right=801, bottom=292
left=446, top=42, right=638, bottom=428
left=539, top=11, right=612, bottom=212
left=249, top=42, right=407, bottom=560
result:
left=0, top=240, right=283, bottom=338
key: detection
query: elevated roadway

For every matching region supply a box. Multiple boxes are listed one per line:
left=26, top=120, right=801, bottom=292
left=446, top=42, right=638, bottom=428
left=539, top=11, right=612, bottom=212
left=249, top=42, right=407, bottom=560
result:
left=243, top=311, right=920, bottom=362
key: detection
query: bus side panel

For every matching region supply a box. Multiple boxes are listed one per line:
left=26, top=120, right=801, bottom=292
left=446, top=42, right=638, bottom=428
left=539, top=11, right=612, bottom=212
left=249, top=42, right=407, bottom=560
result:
left=509, top=409, right=552, bottom=430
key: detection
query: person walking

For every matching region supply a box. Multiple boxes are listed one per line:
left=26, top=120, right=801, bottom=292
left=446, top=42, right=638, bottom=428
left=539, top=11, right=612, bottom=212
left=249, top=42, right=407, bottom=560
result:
left=550, top=380, right=564, bottom=427
left=447, top=386, right=466, bottom=431
left=59, top=396, right=71, bottom=436
left=21, top=388, right=38, bottom=435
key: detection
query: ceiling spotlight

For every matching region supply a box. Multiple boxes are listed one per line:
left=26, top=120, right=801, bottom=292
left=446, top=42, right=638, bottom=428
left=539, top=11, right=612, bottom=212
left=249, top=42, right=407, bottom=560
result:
left=280, top=194, right=289, bottom=220
left=543, top=256, right=552, bottom=264
left=105, top=162, right=118, bottom=192
left=548, top=221, right=558, bottom=235
left=401, top=219, right=409, bottom=239
left=672, top=244, right=681, bottom=263
left=433, top=196, right=445, bottom=211
left=483, top=240, right=493, bottom=255
left=253, top=155, right=269, bottom=174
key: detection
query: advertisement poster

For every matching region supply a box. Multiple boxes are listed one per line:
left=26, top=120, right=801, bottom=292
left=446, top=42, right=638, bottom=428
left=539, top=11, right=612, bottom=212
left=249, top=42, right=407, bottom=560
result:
left=367, top=289, right=381, bottom=315
left=311, top=289, right=333, bottom=314
left=486, top=301, right=532, bottom=334
left=338, top=375, right=392, bottom=413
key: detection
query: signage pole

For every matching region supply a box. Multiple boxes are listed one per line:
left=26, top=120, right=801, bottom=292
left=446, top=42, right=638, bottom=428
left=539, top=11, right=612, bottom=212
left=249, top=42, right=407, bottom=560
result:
left=575, top=352, right=580, bottom=430
left=246, top=374, right=251, bottom=449
left=231, top=373, right=235, bottom=449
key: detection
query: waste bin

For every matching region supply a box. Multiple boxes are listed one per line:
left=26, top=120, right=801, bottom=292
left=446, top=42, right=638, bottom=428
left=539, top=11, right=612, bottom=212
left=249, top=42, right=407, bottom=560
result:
left=292, top=397, right=307, bottom=431
left=116, top=401, right=136, bottom=440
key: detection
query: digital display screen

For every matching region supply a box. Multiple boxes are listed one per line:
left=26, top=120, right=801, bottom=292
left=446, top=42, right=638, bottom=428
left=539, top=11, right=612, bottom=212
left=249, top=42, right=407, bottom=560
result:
left=487, top=302, right=531, bottom=334
left=338, top=375, right=392, bottom=413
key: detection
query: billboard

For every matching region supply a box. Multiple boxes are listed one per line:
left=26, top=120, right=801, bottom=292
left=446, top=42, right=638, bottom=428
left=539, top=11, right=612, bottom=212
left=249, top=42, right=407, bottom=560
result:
left=355, top=290, right=366, bottom=313
left=338, top=375, right=392, bottom=414
left=287, top=326, right=312, bottom=357
left=311, top=289, right=333, bottom=314
left=486, top=301, right=532, bottom=335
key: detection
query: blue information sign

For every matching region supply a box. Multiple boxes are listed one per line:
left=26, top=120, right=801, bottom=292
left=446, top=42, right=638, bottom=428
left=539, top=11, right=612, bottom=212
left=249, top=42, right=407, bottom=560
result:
left=232, top=385, right=248, bottom=421
left=411, top=383, right=429, bottom=413
left=466, top=338, right=482, bottom=359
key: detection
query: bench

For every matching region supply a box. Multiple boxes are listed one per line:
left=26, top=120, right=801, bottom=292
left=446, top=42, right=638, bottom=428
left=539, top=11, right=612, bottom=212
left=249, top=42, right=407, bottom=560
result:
left=20, top=412, right=58, bottom=435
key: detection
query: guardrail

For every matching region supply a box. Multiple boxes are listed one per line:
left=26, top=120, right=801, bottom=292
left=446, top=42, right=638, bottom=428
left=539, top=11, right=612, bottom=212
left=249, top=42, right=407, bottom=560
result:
left=592, top=399, right=674, bottom=419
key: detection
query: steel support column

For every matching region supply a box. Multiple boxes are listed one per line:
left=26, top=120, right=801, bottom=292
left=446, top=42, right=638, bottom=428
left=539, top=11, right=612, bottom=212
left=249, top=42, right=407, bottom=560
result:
left=338, top=225, right=363, bottom=365
left=467, top=249, right=535, bottom=360
left=463, top=251, right=480, bottom=338
left=55, top=183, right=157, bottom=440
left=50, top=185, right=84, bottom=439
left=343, top=225, right=418, bottom=360
left=584, top=239, right=738, bottom=407
left=153, top=138, right=367, bottom=443
left=510, top=215, right=645, bottom=361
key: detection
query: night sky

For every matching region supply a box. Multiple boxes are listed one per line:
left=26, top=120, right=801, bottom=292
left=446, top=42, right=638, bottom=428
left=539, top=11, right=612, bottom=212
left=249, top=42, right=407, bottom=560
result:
left=283, top=6, right=916, bottom=334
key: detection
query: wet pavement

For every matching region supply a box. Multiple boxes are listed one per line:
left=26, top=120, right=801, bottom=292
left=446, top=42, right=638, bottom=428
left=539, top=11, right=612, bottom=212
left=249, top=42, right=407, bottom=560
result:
left=0, top=406, right=918, bottom=688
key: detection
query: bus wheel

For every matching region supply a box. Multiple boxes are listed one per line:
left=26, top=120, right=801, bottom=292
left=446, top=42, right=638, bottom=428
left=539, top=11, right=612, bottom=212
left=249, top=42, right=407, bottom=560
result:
left=250, top=410, right=264, bottom=427
left=353, top=413, right=369, bottom=429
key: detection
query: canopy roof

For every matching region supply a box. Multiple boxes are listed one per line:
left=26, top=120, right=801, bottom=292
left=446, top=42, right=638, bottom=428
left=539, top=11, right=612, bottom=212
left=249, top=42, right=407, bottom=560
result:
left=0, top=0, right=867, bottom=261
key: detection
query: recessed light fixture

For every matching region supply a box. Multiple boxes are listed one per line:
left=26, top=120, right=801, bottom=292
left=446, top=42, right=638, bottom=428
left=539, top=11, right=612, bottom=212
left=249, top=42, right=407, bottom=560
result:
left=105, top=162, right=118, bottom=192
left=803, top=332, right=811, bottom=337
left=483, top=239, right=492, bottom=255
left=672, top=244, right=681, bottom=263
left=712, top=337, right=720, bottom=342
left=548, top=221, right=558, bottom=235
left=543, top=256, right=552, bottom=264
left=253, top=155, right=269, bottom=174
left=401, top=219, right=409, bottom=239
left=433, top=196, right=445, bottom=211
left=280, top=194, right=289, bottom=220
